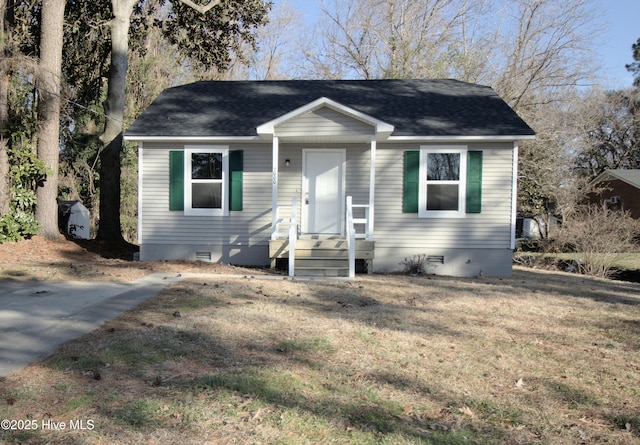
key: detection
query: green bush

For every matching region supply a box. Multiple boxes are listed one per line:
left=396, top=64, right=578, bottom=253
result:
left=0, top=140, right=49, bottom=243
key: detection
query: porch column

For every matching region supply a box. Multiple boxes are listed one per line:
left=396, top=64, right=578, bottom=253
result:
left=510, top=142, right=519, bottom=250
left=368, top=135, right=376, bottom=239
left=271, top=136, right=279, bottom=240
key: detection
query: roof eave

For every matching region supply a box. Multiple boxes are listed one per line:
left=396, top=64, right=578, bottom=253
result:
left=387, top=134, right=536, bottom=142
left=124, top=134, right=535, bottom=143
left=123, top=135, right=261, bottom=143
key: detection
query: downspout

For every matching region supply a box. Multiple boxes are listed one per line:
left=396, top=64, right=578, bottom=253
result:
left=510, top=142, right=519, bottom=250
left=137, top=142, right=143, bottom=247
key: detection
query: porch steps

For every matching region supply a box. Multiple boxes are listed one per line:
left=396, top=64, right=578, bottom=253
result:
left=269, top=239, right=375, bottom=277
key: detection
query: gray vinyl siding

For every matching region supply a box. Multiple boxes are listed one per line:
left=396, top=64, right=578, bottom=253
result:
left=139, top=138, right=517, bottom=275
left=140, top=141, right=514, bottom=246
left=140, top=142, right=272, bottom=248
left=374, top=143, right=515, bottom=250
left=140, top=141, right=371, bottom=260
left=276, top=107, right=374, bottom=138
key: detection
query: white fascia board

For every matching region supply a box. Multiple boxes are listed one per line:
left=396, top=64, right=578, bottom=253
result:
left=387, top=135, right=536, bottom=143
left=123, top=135, right=261, bottom=143
left=256, top=96, right=394, bottom=139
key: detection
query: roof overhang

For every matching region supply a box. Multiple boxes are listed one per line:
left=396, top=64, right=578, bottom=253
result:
left=124, top=134, right=535, bottom=144
left=387, top=135, right=536, bottom=142
left=591, top=169, right=640, bottom=189
left=123, top=135, right=261, bottom=143
left=256, top=97, right=394, bottom=141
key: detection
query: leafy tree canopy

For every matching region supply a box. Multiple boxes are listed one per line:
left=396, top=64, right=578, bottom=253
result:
left=160, top=0, right=271, bottom=70
left=626, top=37, right=640, bottom=87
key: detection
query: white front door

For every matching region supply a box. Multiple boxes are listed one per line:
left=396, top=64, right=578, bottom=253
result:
left=302, top=149, right=345, bottom=234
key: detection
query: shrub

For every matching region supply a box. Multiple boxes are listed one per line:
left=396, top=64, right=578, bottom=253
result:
left=556, top=206, right=640, bottom=279
left=0, top=143, right=48, bottom=242
left=400, top=254, right=430, bottom=275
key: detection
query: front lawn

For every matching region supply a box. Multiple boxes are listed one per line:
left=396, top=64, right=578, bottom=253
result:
left=2, top=267, right=639, bottom=444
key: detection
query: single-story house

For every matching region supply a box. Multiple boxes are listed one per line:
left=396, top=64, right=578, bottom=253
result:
left=124, top=79, right=535, bottom=277
left=589, top=169, right=640, bottom=219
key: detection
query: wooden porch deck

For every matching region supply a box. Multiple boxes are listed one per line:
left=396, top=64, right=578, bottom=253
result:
left=269, top=239, right=375, bottom=277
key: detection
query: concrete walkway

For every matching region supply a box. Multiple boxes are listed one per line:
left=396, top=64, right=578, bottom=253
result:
left=0, top=271, right=349, bottom=377
left=0, top=273, right=185, bottom=377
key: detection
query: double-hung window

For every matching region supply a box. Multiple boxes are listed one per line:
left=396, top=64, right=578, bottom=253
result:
left=419, top=146, right=467, bottom=218
left=185, top=146, right=229, bottom=216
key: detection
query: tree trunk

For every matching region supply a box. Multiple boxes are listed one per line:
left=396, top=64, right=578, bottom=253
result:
left=0, top=0, right=12, bottom=216
left=0, top=73, right=8, bottom=217
left=35, top=0, right=65, bottom=239
left=96, top=0, right=136, bottom=242
left=96, top=0, right=226, bottom=242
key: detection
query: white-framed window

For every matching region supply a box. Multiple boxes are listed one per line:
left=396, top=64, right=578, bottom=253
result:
left=184, top=146, right=229, bottom=216
left=419, top=146, right=467, bottom=218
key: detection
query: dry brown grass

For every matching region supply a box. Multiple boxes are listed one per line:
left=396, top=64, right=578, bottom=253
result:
left=1, top=267, right=639, bottom=444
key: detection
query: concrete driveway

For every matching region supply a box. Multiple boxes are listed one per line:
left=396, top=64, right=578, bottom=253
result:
left=0, top=273, right=185, bottom=377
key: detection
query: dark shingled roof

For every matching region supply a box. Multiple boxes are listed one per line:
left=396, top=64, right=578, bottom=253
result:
left=125, top=79, right=535, bottom=138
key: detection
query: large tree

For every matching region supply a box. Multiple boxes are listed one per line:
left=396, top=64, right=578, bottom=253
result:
left=34, top=0, right=66, bottom=239
left=96, top=0, right=137, bottom=241
left=573, top=88, right=640, bottom=178
left=0, top=0, right=13, bottom=217
left=97, top=0, right=270, bottom=241
left=488, top=0, right=600, bottom=117
left=300, top=0, right=466, bottom=79
left=627, top=37, right=640, bottom=87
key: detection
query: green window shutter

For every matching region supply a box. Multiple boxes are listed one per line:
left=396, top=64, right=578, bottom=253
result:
left=229, top=150, right=243, bottom=211
left=169, top=151, right=184, bottom=211
left=403, top=151, right=419, bottom=213
left=466, top=151, right=483, bottom=213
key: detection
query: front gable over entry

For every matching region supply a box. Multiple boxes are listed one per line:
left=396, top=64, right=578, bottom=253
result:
left=257, top=97, right=394, bottom=142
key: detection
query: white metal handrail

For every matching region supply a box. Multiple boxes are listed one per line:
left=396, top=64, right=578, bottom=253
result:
left=346, top=196, right=356, bottom=278
left=350, top=204, right=371, bottom=240
left=346, top=197, right=372, bottom=278
left=288, top=196, right=297, bottom=277
left=346, top=196, right=373, bottom=278
left=272, top=197, right=297, bottom=240
left=271, top=197, right=298, bottom=276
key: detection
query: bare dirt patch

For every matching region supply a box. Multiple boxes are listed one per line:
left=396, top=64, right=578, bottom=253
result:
left=0, top=236, right=273, bottom=282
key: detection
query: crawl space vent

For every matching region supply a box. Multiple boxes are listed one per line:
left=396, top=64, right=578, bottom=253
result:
left=427, top=255, right=445, bottom=265
left=196, top=252, right=212, bottom=262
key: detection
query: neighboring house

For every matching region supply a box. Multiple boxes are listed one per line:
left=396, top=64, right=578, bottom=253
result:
left=124, top=79, right=535, bottom=277
left=589, top=169, right=640, bottom=219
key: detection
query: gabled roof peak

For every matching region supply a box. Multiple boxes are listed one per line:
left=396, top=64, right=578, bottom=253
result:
left=256, top=96, right=394, bottom=140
